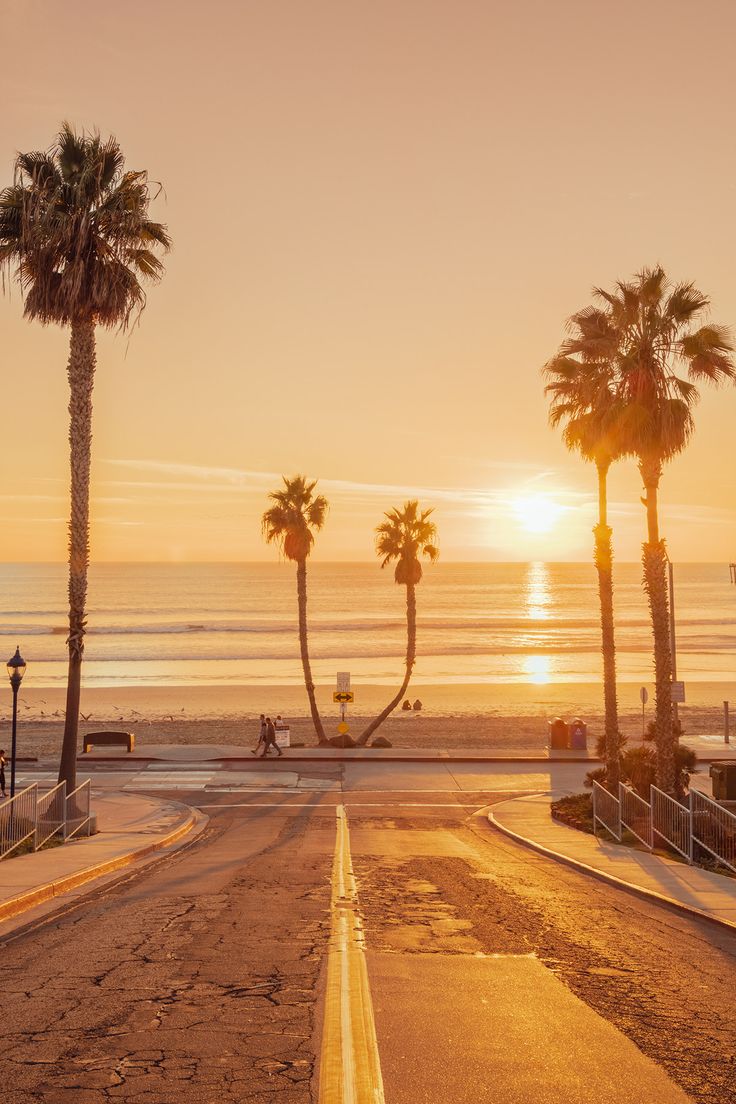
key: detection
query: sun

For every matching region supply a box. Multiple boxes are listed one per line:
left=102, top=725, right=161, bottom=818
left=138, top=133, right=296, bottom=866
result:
left=513, top=493, right=565, bottom=534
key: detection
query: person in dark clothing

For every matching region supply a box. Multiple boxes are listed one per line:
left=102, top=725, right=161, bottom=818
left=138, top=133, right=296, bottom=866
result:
left=251, top=714, right=267, bottom=755
left=260, top=717, right=283, bottom=758
left=0, top=749, right=6, bottom=799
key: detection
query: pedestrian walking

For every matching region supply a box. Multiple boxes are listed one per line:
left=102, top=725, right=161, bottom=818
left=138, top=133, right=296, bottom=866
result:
left=251, top=714, right=267, bottom=755
left=0, top=749, right=6, bottom=799
left=259, top=716, right=283, bottom=758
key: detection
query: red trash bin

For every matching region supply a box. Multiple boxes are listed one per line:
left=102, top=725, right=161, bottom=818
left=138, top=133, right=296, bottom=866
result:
left=548, top=717, right=569, bottom=749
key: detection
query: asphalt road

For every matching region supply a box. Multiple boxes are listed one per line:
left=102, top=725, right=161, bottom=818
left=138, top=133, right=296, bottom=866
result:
left=0, top=762, right=734, bottom=1103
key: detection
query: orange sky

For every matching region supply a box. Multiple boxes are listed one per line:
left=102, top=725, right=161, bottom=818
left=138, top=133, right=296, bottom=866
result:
left=2, top=0, right=736, bottom=562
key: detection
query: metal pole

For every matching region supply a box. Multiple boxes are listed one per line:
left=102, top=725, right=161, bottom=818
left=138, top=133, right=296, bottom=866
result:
left=668, top=560, right=678, bottom=730
left=725, top=700, right=730, bottom=745
left=10, top=680, right=18, bottom=798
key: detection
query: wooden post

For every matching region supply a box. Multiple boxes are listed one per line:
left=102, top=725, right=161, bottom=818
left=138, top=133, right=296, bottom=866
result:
left=725, top=700, right=730, bottom=745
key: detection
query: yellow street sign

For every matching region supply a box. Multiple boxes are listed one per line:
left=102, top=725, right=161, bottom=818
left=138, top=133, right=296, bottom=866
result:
left=333, top=691, right=354, bottom=703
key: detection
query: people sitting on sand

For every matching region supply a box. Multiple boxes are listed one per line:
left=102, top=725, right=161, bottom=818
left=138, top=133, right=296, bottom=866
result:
left=412, top=699, right=422, bottom=711
left=401, top=699, right=411, bottom=711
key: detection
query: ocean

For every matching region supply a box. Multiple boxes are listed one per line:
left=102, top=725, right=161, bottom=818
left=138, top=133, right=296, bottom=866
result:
left=0, top=562, right=734, bottom=691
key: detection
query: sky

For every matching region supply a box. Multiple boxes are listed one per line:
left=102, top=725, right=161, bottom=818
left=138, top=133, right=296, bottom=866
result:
left=1, top=0, right=736, bottom=562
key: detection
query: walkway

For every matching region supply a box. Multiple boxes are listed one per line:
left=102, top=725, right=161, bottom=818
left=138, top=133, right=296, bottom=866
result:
left=490, top=793, right=736, bottom=930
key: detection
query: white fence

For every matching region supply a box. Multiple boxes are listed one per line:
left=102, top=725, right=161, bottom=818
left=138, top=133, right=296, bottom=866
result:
left=0, top=781, right=92, bottom=860
left=591, top=781, right=736, bottom=871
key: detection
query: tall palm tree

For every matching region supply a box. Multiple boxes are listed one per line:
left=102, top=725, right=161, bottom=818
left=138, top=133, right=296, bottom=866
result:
left=0, top=124, right=170, bottom=792
left=262, top=476, right=329, bottom=745
left=600, top=267, right=735, bottom=794
left=544, top=306, right=623, bottom=787
left=357, top=501, right=438, bottom=746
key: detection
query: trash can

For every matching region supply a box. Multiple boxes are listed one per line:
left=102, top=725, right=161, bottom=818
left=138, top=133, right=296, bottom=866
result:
left=710, top=762, right=736, bottom=800
left=549, top=717, right=569, bottom=750
left=569, top=718, right=588, bottom=750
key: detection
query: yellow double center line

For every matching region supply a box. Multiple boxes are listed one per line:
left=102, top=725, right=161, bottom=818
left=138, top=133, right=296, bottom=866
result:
left=319, top=805, right=386, bottom=1103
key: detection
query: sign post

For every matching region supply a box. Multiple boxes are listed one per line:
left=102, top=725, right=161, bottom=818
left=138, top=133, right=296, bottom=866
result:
left=335, top=672, right=352, bottom=735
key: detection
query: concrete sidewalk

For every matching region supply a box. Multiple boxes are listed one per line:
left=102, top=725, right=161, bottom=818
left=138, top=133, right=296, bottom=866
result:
left=489, top=793, right=736, bottom=931
left=74, top=736, right=736, bottom=765
left=0, top=791, right=198, bottom=926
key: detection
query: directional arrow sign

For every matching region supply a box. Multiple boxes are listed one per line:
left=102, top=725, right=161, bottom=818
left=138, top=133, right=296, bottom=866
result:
left=333, top=691, right=354, bottom=703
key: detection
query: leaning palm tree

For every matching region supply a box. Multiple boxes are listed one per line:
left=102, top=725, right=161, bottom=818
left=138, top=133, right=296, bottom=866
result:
left=601, top=267, right=735, bottom=793
left=262, top=476, right=329, bottom=745
left=0, top=124, right=170, bottom=791
left=544, top=306, right=623, bottom=787
left=357, top=501, right=438, bottom=746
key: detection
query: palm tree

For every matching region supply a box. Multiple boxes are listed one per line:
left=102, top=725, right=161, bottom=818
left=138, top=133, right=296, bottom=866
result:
left=0, top=124, right=170, bottom=792
left=544, top=306, right=623, bottom=787
left=601, top=267, right=735, bottom=794
left=262, top=476, right=329, bottom=745
left=357, top=501, right=438, bottom=746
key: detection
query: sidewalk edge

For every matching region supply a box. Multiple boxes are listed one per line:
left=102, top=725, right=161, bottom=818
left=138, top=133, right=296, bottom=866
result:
left=487, top=798, right=736, bottom=935
left=0, top=803, right=199, bottom=925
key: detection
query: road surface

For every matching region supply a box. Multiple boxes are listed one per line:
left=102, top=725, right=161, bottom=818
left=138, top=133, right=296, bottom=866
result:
left=0, top=760, right=733, bottom=1102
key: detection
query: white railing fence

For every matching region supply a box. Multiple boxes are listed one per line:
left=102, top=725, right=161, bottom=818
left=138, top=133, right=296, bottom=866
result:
left=690, top=788, right=736, bottom=873
left=0, top=780, right=93, bottom=860
left=651, top=786, right=693, bottom=862
left=592, top=781, right=621, bottom=841
left=619, top=783, right=653, bottom=850
left=0, top=783, right=39, bottom=859
left=65, top=779, right=92, bottom=840
left=590, top=781, right=736, bottom=872
left=37, top=782, right=67, bottom=848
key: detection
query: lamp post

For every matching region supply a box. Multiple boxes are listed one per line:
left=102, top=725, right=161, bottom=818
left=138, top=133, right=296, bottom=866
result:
left=7, top=647, right=26, bottom=798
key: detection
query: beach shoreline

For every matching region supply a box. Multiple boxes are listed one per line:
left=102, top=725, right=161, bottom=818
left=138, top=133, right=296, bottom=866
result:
left=3, top=682, right=730, bottom=759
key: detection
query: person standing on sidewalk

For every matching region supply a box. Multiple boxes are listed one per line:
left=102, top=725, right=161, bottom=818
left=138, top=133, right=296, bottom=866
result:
left=0, top=749, right=6, bottom=799
left=260, top=717, right=283, bottom=758
left=252, top=714, right=267, bottom=755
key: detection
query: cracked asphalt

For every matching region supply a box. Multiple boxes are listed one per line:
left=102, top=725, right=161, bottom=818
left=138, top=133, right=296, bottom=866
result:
left=0, top=799, right=335, bottom=1104
left=0, top=762, right=734, bottom=1103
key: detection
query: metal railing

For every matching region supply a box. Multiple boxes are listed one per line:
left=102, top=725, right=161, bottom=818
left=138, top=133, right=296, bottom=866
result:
left=592, top=781, right=621, bottom=841
left=0, top=780, right=93, bottom=859
left=36, top=782, right=67, bottom=848
left=65, top=779, right=92, bottom=840
left=0, top=783, right=38, bottom=859
left=619, top=784, right=653, bottom=850
left=691, top=788, right=736, bottom=873
left=650, top=786, right=692, bottom=863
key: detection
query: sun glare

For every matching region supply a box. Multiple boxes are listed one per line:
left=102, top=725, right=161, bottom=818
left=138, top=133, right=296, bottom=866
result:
left=513, top=494, right=565, bottom=534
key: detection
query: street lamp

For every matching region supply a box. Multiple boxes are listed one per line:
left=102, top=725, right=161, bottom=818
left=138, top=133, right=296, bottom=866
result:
left=6, top=647, right=26, bottom=798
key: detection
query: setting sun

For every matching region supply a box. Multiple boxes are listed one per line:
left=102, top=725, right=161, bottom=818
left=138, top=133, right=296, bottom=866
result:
left=513, top=494, right=565, bottom=534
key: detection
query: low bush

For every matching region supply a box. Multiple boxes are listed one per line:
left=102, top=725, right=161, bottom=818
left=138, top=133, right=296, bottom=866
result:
left=551, top=792, right=594, bottom=834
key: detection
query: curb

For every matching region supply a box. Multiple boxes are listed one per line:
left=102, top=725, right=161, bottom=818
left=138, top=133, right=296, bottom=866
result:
left=0, top=802, right=200, bottom=925
left=487, top=798, right=736, bottom=935
left=77, top=753, right=603, bottom=765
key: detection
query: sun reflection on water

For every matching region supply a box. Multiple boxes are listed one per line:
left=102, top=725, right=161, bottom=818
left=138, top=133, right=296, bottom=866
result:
left=525, top=561, right=551, bottom=620
left=524, top=654, right=552, bottom=684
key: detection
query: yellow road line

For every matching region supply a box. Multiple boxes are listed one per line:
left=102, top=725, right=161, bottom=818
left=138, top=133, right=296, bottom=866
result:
left=320, top=804, right=385, bottom=1103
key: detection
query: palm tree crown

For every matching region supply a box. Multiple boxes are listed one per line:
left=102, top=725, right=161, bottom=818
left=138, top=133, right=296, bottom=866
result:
left=262, top=476, right=328, bottom=562
left=598, top=267, right=735, bottom=469
left=544, top=306, right=623, bottom=473
left=0, top=122, right=170, bottom=326
left=376, top=501, right=439, bottom=584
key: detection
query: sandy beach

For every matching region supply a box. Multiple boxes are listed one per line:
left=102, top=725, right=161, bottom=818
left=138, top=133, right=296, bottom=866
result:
left=3, top=682, right=731, bottom=759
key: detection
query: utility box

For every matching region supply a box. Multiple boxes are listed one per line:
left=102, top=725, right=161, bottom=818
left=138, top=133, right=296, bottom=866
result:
left=710, top=762, right=736, bottom=800
left=569, top=718, right=588, bottom=750
left=549, top=718, right=569, bottom=750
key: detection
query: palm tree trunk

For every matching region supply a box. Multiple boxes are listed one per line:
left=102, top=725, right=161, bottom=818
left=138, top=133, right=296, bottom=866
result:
left=594, top=463, right=619, bottom=788
left=58, top=318, right=96, bottom=792
left=640, top=461, right=675, bottom=794
left=358, top=582, right=416, bottom=745
left=296, top=558, right=326, bottom=745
